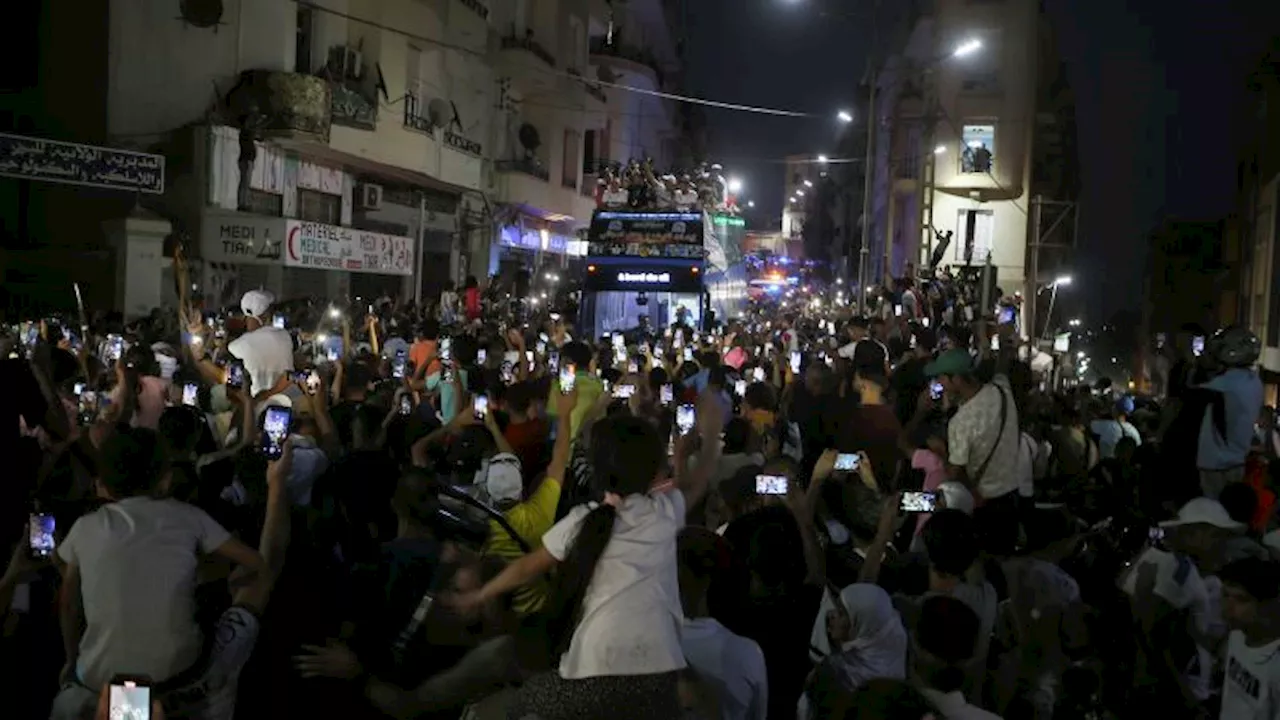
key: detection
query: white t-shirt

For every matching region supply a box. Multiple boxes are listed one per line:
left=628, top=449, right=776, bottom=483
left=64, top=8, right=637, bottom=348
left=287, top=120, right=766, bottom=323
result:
left=227, top=325, right=294, bottom=396
left=682, top=617, right=768, bottom=720
left=540, top=489, right=687, bottom=679
left=948, top=375, right=1021, bottom=500
left=58, top=497, right=232, bottom=690
left=1220, top=631, right=1280, bottom=720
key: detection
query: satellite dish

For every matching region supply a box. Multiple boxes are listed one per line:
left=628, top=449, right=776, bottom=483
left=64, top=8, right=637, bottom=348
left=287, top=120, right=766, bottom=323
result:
left=427, top=98, right=451, bottom=128
left=518, top=123, right=541, bottom=152
left=179, top=0, right=224, bottom=28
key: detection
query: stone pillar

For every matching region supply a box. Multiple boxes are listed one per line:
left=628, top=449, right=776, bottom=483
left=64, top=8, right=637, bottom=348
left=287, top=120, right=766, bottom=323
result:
left=103, top=212, right=172, bottom=320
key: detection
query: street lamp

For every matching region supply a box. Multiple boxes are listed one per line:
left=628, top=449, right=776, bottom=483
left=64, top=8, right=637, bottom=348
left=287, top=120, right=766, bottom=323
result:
left=817, top=154, right=829, bottom=164
left=728, top=177, right=744, bottom=194
left=747, top=200, right=755, bottom=208
left=952, top=39, right=983, bottom=58
left=1040, top=275, right=1073, bottom=339
left=837, top=110, right=853, bottom=123
left=1068, top=318, right=1081, bottom=327
left=803, top=180, right=813, bottom=188
left=795, top=189, right=805, bottom=197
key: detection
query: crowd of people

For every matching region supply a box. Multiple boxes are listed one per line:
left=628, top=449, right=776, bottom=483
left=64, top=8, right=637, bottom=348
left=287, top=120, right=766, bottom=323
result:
left=1, top=267, right=1278, bottom=720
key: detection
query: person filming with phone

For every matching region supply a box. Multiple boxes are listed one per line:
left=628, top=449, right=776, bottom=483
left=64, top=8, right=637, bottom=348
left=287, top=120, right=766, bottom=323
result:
left=226, top=290, right=293, bottom=399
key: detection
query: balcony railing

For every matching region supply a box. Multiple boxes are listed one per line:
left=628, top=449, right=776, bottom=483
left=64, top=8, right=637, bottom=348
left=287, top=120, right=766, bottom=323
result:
left=501, top=33, right=556, bottom=68
left=589, top=39, right=663, bottom=84
left=496, top=157, right=550, bottom=182
left=402, top=95, right=436, bottom=136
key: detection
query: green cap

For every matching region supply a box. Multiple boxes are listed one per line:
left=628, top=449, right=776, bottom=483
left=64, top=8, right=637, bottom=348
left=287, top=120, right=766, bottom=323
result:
left=924, top=348, right=975, bottom=377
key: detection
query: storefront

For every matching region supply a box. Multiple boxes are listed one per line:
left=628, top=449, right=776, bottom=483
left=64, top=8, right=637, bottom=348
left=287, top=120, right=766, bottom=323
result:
left=198, top=210, right=414, bottom=309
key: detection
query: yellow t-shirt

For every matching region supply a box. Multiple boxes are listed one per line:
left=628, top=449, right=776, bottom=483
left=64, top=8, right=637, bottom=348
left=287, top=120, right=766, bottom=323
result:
left=484, top=476, right=562, bottom=615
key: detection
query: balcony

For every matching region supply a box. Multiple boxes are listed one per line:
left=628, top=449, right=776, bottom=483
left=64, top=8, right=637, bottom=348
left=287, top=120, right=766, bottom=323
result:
left=223, top=70, right=332, bottom=143
left=495, top=157, right=550, bottom=182
left=401, top=95, right=436, bottom=137
left=589, top=38, right=663, bottom=86
left=501, top=33, right=556, bottom=68
left=331, top=83, right=378, bottom=130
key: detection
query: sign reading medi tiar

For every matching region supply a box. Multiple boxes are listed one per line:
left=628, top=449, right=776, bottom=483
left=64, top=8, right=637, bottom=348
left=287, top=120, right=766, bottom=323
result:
left=0, top=133, right=165, bottom=193
left=285, top=220, right=414, bottom=276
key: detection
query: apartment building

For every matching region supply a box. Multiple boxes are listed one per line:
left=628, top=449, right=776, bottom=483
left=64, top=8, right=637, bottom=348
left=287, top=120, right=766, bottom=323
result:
left=0, top=0, right=684, bottom=316
left=1222, top=39, right=1280, bottom=400
left=870, top=0, right=1078, bottom=325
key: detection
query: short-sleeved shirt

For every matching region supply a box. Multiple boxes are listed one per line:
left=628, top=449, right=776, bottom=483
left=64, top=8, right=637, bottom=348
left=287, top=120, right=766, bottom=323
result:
left=540, top=489, right=687, bottom=679
left=1089, top=419, right=1141, bottom=459
left=59, top=496, right=231, bottom=690
left=1198, top=368, right=1265, bottom=470
left=484, top=477, right=562, bottom=614
left=1220, top=630, right=1280, bottom=720
left=426, top=368, right=470, bottom=423
left=948, top=376, right=1020, bottom=500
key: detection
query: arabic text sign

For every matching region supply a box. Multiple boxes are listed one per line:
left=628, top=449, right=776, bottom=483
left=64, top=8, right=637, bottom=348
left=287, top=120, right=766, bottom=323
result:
left=200, top=213, right=287, bottom=266
left=285, top=220, right=414, bottom=276
left=0, top=133, right=165, bottom=194
left=587, top=211, right=706, bottom=259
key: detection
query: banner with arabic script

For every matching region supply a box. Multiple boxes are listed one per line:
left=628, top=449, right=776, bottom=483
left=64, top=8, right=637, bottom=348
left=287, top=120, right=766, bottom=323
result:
left=0, top=133, right=165, bottom=194
left=586, top=210, right=706, bottom=260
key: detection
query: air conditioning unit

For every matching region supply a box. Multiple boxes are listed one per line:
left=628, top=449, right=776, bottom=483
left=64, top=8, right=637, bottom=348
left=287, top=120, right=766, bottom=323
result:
left=327, top=45, right=364, bottom=80
left=357, top=183, right=383, bottom=210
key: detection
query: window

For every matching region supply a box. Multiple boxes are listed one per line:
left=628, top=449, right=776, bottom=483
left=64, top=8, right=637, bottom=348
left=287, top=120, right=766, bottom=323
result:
left=960, top=124, right=995, bottom=174
left=562, top=129, right=581, bottom=189
left=298, top=189, right=341, bottom=225
left=955, top=208, right=994, bottom=264
left=406, top=46, right=422, bottom=103
left=295, top=7, right=314, bottom=73
left=245, top=189, right=283, bottom=217
left=583, top=130, right=598, bottom=173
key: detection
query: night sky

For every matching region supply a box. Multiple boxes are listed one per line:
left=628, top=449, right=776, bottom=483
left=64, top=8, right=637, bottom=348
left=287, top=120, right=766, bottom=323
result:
left=684, top=0, right=1280, bottom=319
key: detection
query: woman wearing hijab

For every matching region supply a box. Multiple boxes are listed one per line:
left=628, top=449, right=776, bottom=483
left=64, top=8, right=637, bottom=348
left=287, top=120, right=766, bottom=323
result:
left=800, top=583, right=909, bottom=719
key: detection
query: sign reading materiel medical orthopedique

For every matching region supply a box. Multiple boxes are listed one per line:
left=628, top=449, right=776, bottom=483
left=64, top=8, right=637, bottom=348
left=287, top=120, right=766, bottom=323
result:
left=586, top=210, right=706, bottom=260
left=285, top=220, right=414, bottom=275
left=0, top=133, right=165, bottom=193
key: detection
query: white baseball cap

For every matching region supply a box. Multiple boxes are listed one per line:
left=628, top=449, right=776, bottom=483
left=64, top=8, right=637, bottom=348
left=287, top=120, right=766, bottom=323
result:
left=482, top=453, right=524, bottom=504
left=1158, top=498, right=1244, bottom=531
left=241, top=289, right=275, bottom=319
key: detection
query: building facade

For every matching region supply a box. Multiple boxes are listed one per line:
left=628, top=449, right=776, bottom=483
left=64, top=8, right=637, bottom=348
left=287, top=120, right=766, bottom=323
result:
left=859, top=0, right=1077, bottom=326
left=0, top=0, right=685, bottom=317
left=1221, top=40, right=1280, bottom=400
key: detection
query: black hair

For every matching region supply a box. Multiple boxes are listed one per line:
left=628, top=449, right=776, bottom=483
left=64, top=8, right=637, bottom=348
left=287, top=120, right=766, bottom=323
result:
left=1219, top=483, right=1258, bottom=527
left=722, top=417, right=752, bottom=455
left=157, top=406, right=205, bottom=455
left=743, top=381, right=776, bottom=412
left=505, top=381, right=536, bottom=415
left=98, top=427, right=168, bottom=498
left=916, top=595, right=980, bottom=692
left=648, top=365, right=669, bottom=390
left=392, top=468, right=442, bottom=527
left=543, top=416, right=663, bottom=657
left=1218, top=557, right=1280, bottom=602
left=416, top=319, right=440, bottom=340
left=561, top=340, right=593, bottom=370
left=922, top=509, right=980, bottom=578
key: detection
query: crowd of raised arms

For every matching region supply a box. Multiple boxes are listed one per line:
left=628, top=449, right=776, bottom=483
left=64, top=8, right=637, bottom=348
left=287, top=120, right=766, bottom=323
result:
left=1, top=271, right=1278, bottom=720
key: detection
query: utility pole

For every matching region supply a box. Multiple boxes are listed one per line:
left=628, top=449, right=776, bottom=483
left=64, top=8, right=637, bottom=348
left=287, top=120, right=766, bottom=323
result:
left=856, top=0, right=881, bottom=316
left=856, top=71, right=876, bottom=316
left=1027, top=194, right=1042, bottom=339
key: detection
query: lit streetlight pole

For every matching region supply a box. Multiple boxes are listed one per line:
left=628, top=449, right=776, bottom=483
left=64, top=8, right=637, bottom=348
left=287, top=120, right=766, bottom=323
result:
left=1040, top=275, right=1071, bottom=340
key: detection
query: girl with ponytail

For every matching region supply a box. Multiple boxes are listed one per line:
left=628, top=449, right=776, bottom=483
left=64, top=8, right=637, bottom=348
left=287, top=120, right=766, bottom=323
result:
left=452, top=394, right=723, bottom=719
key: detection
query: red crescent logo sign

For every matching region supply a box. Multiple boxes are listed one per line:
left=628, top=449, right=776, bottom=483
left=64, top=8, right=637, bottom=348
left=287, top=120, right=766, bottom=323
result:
left=287, top=225, right=300, bottom=261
